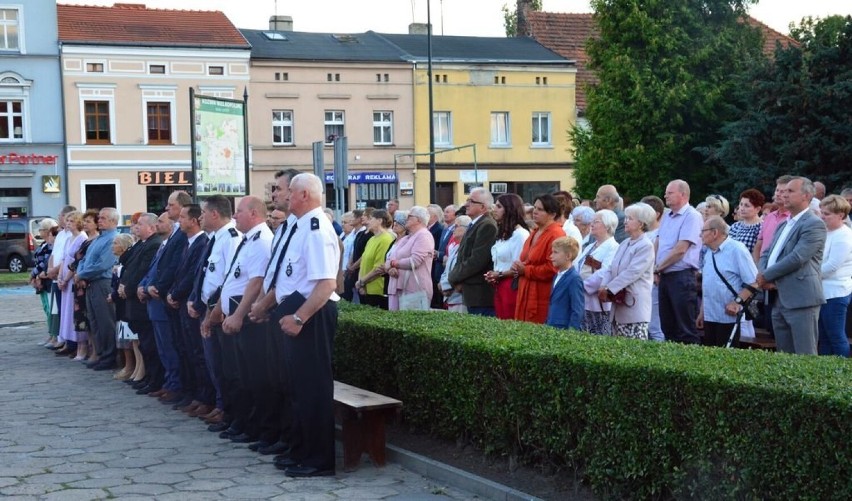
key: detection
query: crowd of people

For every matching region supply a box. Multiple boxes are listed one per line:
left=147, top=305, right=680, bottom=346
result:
left=24, top=172, right=851, bottom=477
left=341, top=176, right=851, bottom=355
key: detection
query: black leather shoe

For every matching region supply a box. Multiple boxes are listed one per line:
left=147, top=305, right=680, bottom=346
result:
left=93, top=363, right=117, bottom=371
left=172, top=397, right=193, bottom=410
left=135, top=385, right=158, bottom=395
left=229, top=432, right=255, bottom=443
left=207, top=421, right=230, bottom=433
left=218, top=426, right=241, bottom=439
left=259, top=441, right=290, bottom=456
left=283, top=465, right=334, bottom=478
left=131, top=379, right=149, bottom=390
left=273, top=457, right=298, bottom=470
left=85, top=360, right=100, bottom=369
left=248, top=440, right=270, bottom=452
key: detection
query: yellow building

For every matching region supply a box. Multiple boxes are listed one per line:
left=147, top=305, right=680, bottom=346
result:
left=377, top=34, right=577, bottom=207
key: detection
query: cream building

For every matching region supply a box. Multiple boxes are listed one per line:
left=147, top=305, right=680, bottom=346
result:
left=58, top=3, right=251, bottom=217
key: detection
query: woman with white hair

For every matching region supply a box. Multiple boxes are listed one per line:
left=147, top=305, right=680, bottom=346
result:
left=593, top=203, right=657, bottom=339
left=571, top=206, right=595, bottom=249
left=576, top=209, right=620, bottom=334
left=383, top=206, right=434, bottom=311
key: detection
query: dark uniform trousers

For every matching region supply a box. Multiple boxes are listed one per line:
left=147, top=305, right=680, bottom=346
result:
left=177, top=306, right=215, bottom=406
left=214, top=324, right=241, bottom=428
left=234, top=319, right=275, bottom=440
left=263, top=318, right=293, bottom=445
left=282, top=301, right=337, bottom=471
left=200, top=309, right=224, bottom=411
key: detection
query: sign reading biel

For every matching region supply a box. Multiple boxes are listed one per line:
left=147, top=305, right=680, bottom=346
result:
left=138, top=170, right=193, bottom=186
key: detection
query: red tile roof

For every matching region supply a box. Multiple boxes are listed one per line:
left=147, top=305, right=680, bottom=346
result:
left=58, top=3, right=250, bottom=48
left=526, top=11, right=799, bottom=113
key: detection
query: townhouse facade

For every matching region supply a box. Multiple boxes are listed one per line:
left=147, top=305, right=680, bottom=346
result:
left=57, top=3, right=250, bottom=216
left=241, top=25, right=415, bottom=211
left=0, top=0, right=65, bottom=218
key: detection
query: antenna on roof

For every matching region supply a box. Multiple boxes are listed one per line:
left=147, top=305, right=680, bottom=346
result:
left=274, top=0, right=278, bottom=17
left=440, top=0, right=444, bottom=36
left=411, top=0, right=416, bottom=24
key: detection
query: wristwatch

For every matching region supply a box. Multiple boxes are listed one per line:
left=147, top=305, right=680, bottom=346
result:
left=734, top=296, right=744, bottom=305
left=292, top=313, right=304, bottom=326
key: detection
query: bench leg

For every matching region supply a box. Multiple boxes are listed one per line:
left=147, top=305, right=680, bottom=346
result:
left=338, top=409, right=392, bottom=471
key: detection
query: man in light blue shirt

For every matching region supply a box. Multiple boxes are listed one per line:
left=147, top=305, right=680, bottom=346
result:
left=655, top=179, right=703, bottom=344
left=697, top=216, right=758, bottom=347
left=75, top=207, right=119, bottom=370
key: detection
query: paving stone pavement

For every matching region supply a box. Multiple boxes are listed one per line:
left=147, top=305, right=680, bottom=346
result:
left=0, top=288, right=478, bottom=500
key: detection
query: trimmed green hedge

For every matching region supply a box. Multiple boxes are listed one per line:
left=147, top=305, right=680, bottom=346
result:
left=334, top=303, right=851, bottom=499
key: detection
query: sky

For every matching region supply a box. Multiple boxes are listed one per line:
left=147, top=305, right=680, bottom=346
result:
left=69, top=0, right=850, bottom=37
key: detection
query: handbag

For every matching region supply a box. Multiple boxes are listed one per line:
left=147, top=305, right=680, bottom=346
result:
left=116, top=320, right=138, bottom=341
left=606, top=288, right=634, bottom=306
left=710, top=252, right=760, bottom=321
left=399, top=260, right=430, bottom=311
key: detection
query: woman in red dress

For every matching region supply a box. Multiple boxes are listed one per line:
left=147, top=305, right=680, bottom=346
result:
left=512, top=194, right=566, bottom=324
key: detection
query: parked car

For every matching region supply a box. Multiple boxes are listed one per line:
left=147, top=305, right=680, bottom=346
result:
left=0, top=216, right=46, bottom=273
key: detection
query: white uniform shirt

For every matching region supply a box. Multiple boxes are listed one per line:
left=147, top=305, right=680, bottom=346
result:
left=273, top=207, right=340, bottom=304
left=221, top=222, right=273, bottom=316
left=263, top=214, right=297, bottom=293
left=200, top=221, right=242, bottom=304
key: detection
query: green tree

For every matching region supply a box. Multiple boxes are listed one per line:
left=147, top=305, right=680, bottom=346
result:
left=503, top=0, right=541, bottom=37
left=570, top=0, right=763, bottom=201
left=703, top=15, right=852, bottom=195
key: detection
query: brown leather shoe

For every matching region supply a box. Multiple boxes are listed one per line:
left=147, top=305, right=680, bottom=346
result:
left=199, top=407, right=220, bottom=421
left=204, top=410, right=224, bottom=424
left=148, top=388, right=167, bottom=398
left=180, top=400, right=201, bottom=413
left=157, top=390, right=178, bottom=401
left=189, top=404, right=214, bottom=418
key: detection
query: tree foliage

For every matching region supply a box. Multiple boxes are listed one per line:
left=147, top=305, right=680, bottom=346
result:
left=570, top=0, right=763, bottom=201
left=702, top=15, right=852, bottom=195
left=503, top=0, right=542, bottom=37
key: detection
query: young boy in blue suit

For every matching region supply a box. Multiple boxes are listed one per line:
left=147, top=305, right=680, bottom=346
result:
left=546, top=237, right=584, bottom=330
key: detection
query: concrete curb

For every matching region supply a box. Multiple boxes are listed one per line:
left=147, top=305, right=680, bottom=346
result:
left=386, top=443, right=543, bottom=501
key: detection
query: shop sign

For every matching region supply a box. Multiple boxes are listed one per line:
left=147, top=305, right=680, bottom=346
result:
left=0, top=153, right=59, bottom=165
left=323, top=171, right=397, bottom=184
left=42, top=175, right=61, bottom=194
left=137, top=170, right=193, bottom=186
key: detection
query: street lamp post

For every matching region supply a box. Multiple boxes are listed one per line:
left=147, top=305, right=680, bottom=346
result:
left=427, top=0, right=436, bottom=203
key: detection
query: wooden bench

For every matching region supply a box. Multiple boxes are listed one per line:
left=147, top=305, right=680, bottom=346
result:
left=333, top=380, right=402, bottom=471
left=738, top=327, right=776, bottom=351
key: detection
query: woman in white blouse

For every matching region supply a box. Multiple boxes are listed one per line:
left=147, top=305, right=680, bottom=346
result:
left=485, top=194, right=530, bottom=319
left=818, top=195, right=852, bottom=357
left=576, top=209, right=620, bottom=334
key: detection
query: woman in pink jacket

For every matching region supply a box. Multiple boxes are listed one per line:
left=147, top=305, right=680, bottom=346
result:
left=384, top=206, right=435, bottom=311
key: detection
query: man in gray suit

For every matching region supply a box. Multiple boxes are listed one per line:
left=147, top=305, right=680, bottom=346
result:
left=449, top=187, right=498, bottom=316
left=757, top=176, right=827, bottom=354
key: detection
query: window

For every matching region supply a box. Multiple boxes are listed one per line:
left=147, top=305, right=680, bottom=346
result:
left=372, top=111, right=393, bottom=145
left=86, top=62, right=104, bottom=73
left=0, top=9, right=19, bottom=51
left=433, top=111, right=452, bottom=146
left=208, top=66, right=224, bottom=75
left=532, top=112, right=550, bottom=146
left=84, top=101, right=111, bottom=144
left=146, top=102, right=171, bottom=144
left=324, top=111, right=344, bottom=144
left=0, top=100, right=23, bottom=141
left=327, top=73, right=340, bottom=82
left=490, top=112, right=510, bottom=146
left=275, top=72, right=289, bottom=81
left=149, top=64, right=166, bottom=74
left=272, top=110, right=293, bottom=145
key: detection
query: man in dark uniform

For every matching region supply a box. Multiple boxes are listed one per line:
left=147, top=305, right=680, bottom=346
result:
left=248, top=168, right=300, bottom=456
left=207, top=196, right=273, bottom=443
left=271, top=173, right=340, bottom=478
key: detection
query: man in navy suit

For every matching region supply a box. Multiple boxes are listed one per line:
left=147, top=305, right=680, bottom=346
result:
left=758, top=176, right=827, bottom=354
left=168, top=204, right=214, bottom=417
left=119, top=214, right=163, bottom=394
left=427, top=204, right=446, bottom=309
left=140, top=211, right=187, bottom=403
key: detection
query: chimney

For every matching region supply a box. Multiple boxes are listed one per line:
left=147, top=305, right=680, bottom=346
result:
left=516, top=0, right=531, bottom=37
left=269, top=15, right=293, bottom=32
left=408, top=23, right=430, bottom=35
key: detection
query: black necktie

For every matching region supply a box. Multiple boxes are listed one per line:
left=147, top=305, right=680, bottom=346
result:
left=193, top=235, right=216, bottom=301
left=223, top=235, right=248, bottom=282
left=264, top=220, right=288, bottom=278
left=268, top=222, right=298, bottom=293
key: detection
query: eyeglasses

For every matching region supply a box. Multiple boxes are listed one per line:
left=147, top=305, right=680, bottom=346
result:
left=700, top=228, right=714, bottom=233
left=467, top=199, right=485, bottom=206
